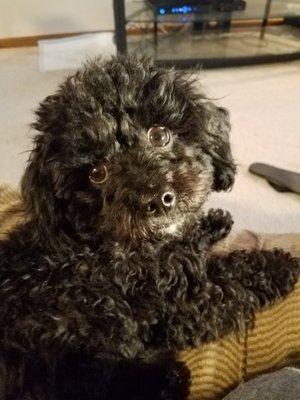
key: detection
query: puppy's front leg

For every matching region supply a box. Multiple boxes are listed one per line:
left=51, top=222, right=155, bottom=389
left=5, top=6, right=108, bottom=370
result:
left=207, top=249, right=299, bottom=331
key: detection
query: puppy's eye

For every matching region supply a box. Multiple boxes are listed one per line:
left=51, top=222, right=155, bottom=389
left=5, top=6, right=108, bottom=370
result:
left=89, top=164, right=108, bottom=184
left=148, top=126, right=172, bottom=147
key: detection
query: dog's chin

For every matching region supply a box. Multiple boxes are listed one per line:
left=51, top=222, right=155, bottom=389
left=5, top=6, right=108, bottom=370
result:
left=102, top=210, right=196, bottom=244
left=159, top=217, right=187, bottom=238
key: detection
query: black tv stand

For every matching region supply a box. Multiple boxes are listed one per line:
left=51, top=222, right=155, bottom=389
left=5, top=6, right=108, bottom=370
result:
left=113, top=0, right=300, bottom=69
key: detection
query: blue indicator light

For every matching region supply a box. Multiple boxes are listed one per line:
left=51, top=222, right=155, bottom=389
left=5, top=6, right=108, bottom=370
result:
left=159, top=7, right=166, bottom=15
left=171, top=5, right=192, bottom=14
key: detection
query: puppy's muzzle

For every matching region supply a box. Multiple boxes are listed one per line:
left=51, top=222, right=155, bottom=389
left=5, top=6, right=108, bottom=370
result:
left=139, top=188, right=176, bottom=217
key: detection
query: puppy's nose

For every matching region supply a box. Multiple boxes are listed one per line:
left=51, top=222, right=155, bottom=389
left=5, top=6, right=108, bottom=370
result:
left=139, top=190, right=176, bottom=216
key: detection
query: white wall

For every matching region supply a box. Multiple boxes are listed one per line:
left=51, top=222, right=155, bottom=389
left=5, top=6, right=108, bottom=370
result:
left=2, top=0, right=300, bottom=39
left=0, top=0, right=114, bottom=39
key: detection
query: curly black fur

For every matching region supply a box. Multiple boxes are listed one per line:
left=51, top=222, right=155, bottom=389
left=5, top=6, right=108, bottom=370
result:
left=0, top=55, right=298, bottom=400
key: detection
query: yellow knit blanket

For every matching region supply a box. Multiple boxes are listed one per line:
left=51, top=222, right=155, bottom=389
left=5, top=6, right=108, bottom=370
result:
left=0, top=185, right=299, bottom=400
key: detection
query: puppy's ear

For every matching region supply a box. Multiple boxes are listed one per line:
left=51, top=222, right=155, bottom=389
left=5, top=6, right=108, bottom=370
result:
left=22, top=93, right=65, bottom=236
left=32, top=94, right=65, bottom=134
left=21, top=134, right=62, bottom=236
left=201, top=102, right=236, bottom=192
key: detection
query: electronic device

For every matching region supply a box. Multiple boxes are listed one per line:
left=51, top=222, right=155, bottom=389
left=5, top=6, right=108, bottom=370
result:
left=147, top=0, right=246, bottom=16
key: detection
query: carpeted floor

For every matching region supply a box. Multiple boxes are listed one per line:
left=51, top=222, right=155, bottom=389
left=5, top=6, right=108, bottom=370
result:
left=0, top=46, right=299, bottom=233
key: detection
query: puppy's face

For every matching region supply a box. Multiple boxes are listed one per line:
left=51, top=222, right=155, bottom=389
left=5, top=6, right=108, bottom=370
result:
left=22, top=56, right=235, bottom=243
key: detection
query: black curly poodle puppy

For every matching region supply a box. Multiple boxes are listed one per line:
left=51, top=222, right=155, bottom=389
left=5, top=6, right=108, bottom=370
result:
left=0, top=55, right=298, bottom=400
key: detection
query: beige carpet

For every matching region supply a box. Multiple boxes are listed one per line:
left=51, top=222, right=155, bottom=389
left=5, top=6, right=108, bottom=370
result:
left=0, top=47, right=299, bottom=233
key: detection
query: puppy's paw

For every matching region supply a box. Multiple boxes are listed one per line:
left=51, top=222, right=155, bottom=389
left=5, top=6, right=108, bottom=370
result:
left=205, top=208, right=233, bottom=243
left=160, top=360, right=190, bottom=400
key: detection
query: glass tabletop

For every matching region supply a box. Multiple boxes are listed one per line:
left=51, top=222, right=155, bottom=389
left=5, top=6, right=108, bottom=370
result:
left=121, top=0, right=300, bottom=67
